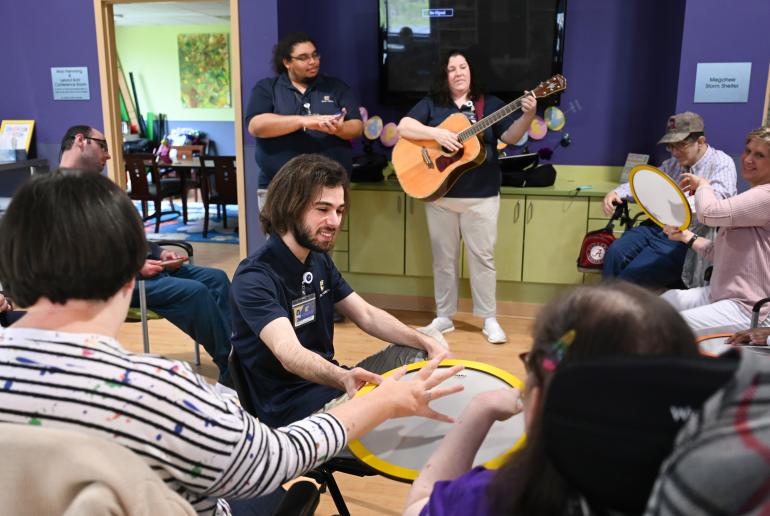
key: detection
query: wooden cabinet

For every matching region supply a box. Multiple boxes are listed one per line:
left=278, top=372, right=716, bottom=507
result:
left=405, top=197, right=434, bottom=277
left=348, top=190, right=405, bottom=275
left=522, top=196, right=588, bottom=284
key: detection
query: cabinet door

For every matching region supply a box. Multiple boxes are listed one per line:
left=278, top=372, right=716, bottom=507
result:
left=348, top=190, right=405, bottom=275
left=461, top=195, right=525, bottom=281
left=522, top=196, right=588, bottom=284
left=405, top=197, right=434, bottom=277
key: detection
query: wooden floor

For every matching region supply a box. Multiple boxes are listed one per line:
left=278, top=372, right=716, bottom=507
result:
left=116, top=242, right=535, bottom=516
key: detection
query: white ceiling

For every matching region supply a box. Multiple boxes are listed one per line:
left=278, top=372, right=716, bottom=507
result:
left=113, top=1, right=230, bottom=26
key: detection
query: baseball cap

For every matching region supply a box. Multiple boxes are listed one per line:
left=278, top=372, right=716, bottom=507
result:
left=658, top=112, right=705, bottom=144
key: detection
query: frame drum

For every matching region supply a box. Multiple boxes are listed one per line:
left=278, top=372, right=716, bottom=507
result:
left=629, top=164, right=692, bottom=230
left=349, top=359, right=525, bottom=482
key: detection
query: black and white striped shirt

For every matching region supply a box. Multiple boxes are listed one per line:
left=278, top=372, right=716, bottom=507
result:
left=0, top=327, right=347, bottom=515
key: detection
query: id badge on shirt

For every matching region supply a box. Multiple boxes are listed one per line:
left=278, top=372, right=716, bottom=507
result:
left=291, top=293, right=316, bottom=328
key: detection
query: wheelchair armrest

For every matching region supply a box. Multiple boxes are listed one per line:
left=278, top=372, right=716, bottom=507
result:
left=153, top=240, right=194, bottom=258
left=751, top=297, right=770, bottom=328
left=271, top=480, right=320, bottom=516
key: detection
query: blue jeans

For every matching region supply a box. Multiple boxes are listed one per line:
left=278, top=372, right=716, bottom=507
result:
left=602, top=221, right=688, bottom=288
left=131, top=265, right=232, bottom=383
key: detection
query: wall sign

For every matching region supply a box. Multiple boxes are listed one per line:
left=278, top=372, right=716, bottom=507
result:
left=693, top=62, right=751, bottom=103
left=51, top=67, right=91, bottom=101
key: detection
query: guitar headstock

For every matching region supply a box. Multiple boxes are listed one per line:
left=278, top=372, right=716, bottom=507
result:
left=531, top=75, right=567, bottom=99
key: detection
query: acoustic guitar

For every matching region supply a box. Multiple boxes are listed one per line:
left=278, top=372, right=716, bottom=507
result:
left=393, top=75, right=567, bottom=201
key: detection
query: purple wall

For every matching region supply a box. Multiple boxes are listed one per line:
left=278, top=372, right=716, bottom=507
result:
left=239, top=0, right=279, bottom=252
left=0, top=2, right=103, bottom=166
left=675, top=0, right=770, bottom=157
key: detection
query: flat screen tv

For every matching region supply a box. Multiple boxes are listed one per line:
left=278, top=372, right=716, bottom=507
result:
left=378, top=0, right=567, bottom=105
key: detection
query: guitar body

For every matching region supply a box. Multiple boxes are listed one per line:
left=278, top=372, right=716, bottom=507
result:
left=393, top=113, right=486, bottom=202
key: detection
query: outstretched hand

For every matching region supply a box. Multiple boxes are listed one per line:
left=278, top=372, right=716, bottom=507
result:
left=343, top=367, right=383, bottom=398
left=377, top=355, right=464, bottom=423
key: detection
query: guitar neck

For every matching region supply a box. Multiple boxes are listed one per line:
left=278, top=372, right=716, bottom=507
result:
left=458, top=96, right=524, bottom=143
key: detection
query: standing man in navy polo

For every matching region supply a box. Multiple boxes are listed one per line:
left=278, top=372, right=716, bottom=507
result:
left=245, top=32, right=363, bottom=211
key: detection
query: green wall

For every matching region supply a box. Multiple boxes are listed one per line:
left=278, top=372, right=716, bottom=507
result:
left=115, top=24, right=233, bottom=122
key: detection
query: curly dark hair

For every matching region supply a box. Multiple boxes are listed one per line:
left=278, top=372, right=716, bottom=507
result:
left=272, top=32, right=316, bottom=76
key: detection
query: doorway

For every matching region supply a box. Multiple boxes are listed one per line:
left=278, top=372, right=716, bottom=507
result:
left=93, top=0, right=247, bottom=258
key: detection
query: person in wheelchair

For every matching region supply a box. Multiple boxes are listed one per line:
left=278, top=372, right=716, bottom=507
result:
left=601, top=112, right=736, bottom=288
left=404, top=282, right=702, bottom=516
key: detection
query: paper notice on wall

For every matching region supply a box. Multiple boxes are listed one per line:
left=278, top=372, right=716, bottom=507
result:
left=694, top=62, right=752, bottom=103
left=51, top=67, right=90, bottom=101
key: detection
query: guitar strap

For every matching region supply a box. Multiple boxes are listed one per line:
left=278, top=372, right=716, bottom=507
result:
left=473, top=95, right=485, bottom=142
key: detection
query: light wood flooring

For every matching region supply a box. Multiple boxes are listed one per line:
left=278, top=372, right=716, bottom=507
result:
left=116, top=242, right=536, bottom=516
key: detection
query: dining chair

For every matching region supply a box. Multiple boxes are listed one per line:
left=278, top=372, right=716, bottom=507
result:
left=201, top=156, right=238, bottom=238
left=124, top=153, right=187, bottom=232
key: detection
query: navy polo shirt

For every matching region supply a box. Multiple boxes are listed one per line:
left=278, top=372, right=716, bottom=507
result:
left=245, top=73, right=362, bottom=188
left=406, top=95, right=515, bottom=198
left=230, top=234, right=354, bottom=427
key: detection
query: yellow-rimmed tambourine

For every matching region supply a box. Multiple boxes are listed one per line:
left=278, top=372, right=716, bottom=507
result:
left=348, top=359, right=526, bottom=482
left=629, top=164, right=692, bottom=231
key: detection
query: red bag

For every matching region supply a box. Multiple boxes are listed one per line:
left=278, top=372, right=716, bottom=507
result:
left=577, top=228, right=616, bottom=272
left=577, top=202, right=631, bottom=273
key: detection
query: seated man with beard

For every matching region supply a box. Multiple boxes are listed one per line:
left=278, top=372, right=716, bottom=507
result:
left=230, top=154, right=448, bottom=427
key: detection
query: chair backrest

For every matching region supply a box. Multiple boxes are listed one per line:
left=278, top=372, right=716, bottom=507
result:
left=203, top=156, right=238, bottom=205
left=228, top=348, right=257, bottom=416
left=172, top=145, right=204, bottom=164
left=543, top=353, right=739, bottom=514
left=124, top=153, right=158, bottom=200
left=0, top=423, right=196, bottom=515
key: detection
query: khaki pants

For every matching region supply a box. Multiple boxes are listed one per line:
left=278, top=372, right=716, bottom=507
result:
left=425, top=195, right=500, bottom=318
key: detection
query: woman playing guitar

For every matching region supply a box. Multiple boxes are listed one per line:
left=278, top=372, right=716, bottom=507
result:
left=397, top=49, right=536, bottom=345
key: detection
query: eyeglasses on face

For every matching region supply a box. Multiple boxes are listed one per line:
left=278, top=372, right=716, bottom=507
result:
left=666, top=139, right=695, bottom=153
left=85, top=136, right=109, bottom=152
left=290, top=52, right=321, bottom=63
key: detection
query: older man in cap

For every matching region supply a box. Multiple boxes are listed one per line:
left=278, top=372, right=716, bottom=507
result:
left=601, top=112, right=736, bottom=288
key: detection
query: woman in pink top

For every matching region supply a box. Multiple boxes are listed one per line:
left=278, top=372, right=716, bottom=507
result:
left=662, top=127, right=770, bottom=336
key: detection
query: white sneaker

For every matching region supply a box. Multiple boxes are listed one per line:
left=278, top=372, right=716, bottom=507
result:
left=482, top=318, right=507, bottom=344
left=422, top=316, right=455, bottom=334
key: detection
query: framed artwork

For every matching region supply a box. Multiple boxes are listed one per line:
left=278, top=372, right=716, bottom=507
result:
left=177, top=33, right=231, bottom=109
left=0, top=120, right=35, bottom=153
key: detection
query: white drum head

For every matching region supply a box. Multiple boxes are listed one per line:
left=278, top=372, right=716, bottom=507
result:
left=349, top=359, right=525, bottom=482
left=629, top=165, right=692, bottom=230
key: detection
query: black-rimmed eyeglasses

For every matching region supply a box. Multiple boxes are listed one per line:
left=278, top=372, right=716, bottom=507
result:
left=85, top=136, right=109, bottom=152
left=290, top=52, right=321, bottom=63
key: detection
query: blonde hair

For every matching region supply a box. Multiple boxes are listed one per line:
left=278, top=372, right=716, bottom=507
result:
left=746, top=126, right=770, bottom=147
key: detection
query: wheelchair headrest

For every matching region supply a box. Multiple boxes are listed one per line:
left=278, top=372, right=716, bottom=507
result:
left=542, top=352, right=739, bottom=514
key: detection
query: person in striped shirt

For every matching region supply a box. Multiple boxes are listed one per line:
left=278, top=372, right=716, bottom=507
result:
left=0, top=170, right=464, bottom=515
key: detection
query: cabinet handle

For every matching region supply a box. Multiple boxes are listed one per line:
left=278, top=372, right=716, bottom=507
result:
left=526, top=201, right=534, bottom=224
left=397, top=196, right=403, bottom=213
left=513, top=201, right=520, bottom=223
